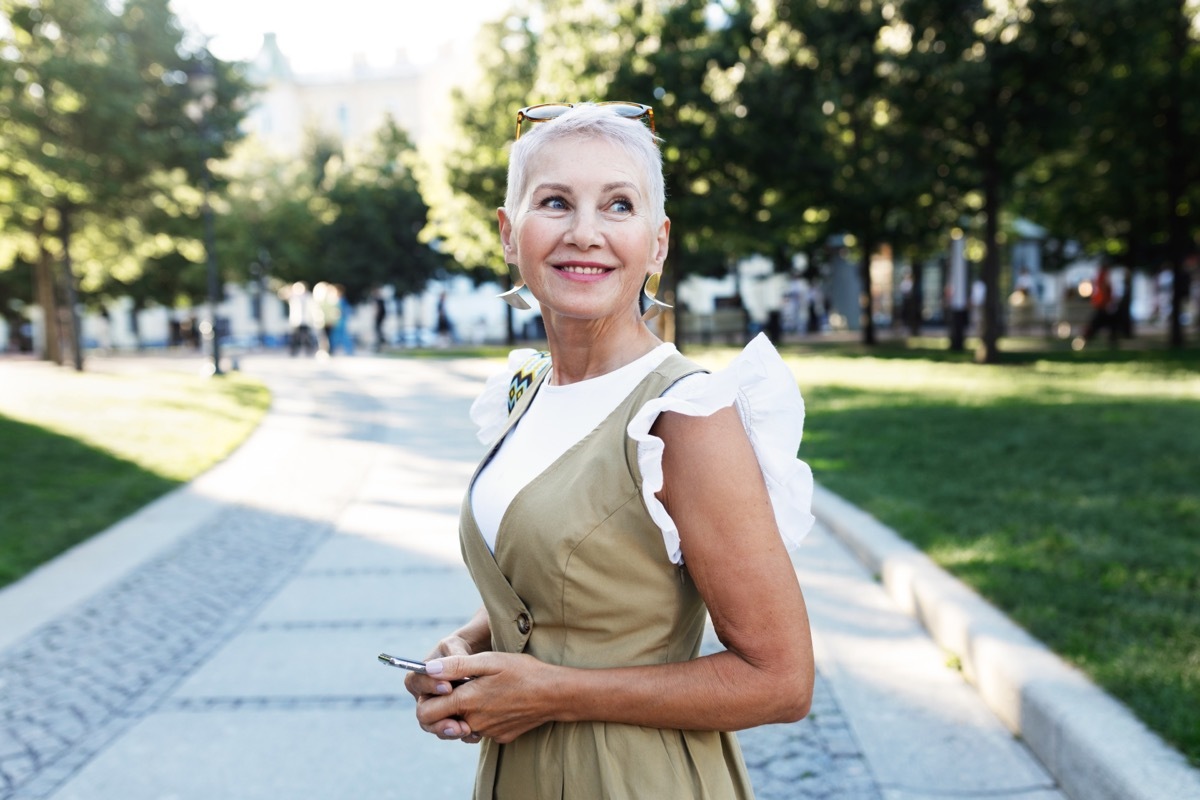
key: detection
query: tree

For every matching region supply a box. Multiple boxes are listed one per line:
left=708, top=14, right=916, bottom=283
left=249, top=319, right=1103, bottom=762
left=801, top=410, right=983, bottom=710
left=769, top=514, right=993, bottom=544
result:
left=422, top=11, right=539, bottom=343
left=319, top=117, right=447, bottom=303
left=897, top=0, right=1088, bottom=362
left=788, top=0, right=917, bottom=345
left=1018, top=0, right=1199, bottom=346
left=0, top=0, right=248, bottom=367
left=606, top=0, right=765, bottom=343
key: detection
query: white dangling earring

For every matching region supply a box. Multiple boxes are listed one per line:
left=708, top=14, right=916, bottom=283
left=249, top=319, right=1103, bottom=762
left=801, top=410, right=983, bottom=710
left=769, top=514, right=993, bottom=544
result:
left=497, top=263, right=531, bottom=310
left=641, top=272, right=672, bottom=321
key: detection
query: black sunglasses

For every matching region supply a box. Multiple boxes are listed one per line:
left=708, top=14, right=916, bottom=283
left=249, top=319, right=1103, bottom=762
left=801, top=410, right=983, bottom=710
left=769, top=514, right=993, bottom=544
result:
left=515, top=102, right=655, bottom=139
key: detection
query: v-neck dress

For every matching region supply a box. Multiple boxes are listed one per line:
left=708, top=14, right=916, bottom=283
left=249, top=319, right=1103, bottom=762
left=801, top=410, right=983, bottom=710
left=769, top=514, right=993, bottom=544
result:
left=459, top=351, right=756, bottom=800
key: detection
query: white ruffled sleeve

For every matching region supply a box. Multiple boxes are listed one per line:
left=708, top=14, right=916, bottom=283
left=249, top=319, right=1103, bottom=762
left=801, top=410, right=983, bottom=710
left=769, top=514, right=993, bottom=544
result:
left=627, top=333, right=815, bottom=565
left=470, top=348, right=539, bottom=445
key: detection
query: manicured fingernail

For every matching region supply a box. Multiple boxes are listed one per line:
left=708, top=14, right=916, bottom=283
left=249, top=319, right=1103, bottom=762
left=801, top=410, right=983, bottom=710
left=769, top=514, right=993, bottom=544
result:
left=442, top=727, right=456, bottom=737
left=435, top=682, right=451, bottom=695
left=424, top=659, right=444, bottom=675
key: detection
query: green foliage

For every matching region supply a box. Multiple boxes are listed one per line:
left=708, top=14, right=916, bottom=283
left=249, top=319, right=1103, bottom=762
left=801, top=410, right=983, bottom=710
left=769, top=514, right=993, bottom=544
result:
left=1, top=0, right=1196, bottom=353
left=425, top=11, right=539, bottom=273
left=0, top=0, right=254, bottom=342
left=318, top=119, right=447, bottom=302
left=1015, top=0, right=1200, bottom=272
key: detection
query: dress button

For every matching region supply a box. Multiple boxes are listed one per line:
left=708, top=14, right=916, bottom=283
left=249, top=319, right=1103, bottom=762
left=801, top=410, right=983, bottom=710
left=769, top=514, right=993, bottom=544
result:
left=517, top=613, right=531, bottom=635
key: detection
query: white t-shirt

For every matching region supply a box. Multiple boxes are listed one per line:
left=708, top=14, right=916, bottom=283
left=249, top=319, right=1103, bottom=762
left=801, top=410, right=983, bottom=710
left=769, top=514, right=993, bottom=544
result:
left=471, top=344, right=678, bottom=551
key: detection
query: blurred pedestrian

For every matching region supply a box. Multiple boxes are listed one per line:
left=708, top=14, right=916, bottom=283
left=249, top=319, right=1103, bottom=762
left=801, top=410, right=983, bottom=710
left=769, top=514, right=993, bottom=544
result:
left=435, top=291, right=455, bottom=346
left=281, top=281, right=318, bottom=356
left=1082, top=260, right=1118, bottom=346
left=315, top=282, right=341, bottom=355
left=806, top=283, right=825, bottom=333
left=335, top=285, right=354, bottom=355
left=1154, top=265, right=1173, bottom=324
left=1113, top=266, right=1134, bottom=339
left=374, top=288, right=388, bottom=352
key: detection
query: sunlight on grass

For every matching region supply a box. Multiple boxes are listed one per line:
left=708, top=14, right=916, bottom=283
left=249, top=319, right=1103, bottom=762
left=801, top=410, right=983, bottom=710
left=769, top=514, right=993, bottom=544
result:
left=779, top=355, right=1200, bottom=403
left=0, top=362, right=271, bottom=587
left=0, top=365, right=270, bottom=481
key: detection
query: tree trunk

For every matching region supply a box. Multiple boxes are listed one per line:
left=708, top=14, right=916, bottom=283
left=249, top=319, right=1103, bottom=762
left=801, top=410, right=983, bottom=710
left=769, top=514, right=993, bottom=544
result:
left=858, top=234, right=877, bottom=346
left=976, top=146, right=1002, bottom=364
left=1165, top=0, right=1188, bottom=348
left=34, top=237, right=62, bottom=364
left=907, top=245, right=924, bottom=337
left=59, top=206, right=85, bottom=371
left=664, top=228, right=683, bottom=351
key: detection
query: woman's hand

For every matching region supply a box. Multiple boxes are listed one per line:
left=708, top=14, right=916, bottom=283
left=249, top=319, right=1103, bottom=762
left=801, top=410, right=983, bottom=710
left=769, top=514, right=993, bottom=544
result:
left=415, top=652, right=556, bottom=745
left=406, top=607, right=494, bottom=743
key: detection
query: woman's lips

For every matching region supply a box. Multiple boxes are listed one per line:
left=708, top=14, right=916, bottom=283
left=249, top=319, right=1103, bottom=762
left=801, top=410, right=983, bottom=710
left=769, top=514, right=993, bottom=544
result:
left=557, top=264, right=612, bottom=275
left=555, top=264, right=614, bottom=281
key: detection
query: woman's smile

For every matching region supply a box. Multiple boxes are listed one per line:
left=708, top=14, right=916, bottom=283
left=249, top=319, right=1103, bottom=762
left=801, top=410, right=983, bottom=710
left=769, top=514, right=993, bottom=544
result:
left=556, top=262, right=615, bottom=280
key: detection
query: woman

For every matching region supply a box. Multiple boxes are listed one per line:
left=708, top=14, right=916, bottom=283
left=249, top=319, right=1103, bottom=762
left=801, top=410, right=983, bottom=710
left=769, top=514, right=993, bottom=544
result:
left=406, top=102, right=815, bottom=799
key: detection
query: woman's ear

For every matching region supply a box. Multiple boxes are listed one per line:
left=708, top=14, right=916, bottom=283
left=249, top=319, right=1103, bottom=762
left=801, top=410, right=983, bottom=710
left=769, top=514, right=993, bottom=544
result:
left=498, top=208, right=515, bottom=258
left=652, top=217, right=671, bottom=268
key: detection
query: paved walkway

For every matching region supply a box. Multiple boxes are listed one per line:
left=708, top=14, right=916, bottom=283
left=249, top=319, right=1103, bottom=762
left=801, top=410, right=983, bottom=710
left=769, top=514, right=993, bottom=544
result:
left=0, top=352, right=1185, bottom=799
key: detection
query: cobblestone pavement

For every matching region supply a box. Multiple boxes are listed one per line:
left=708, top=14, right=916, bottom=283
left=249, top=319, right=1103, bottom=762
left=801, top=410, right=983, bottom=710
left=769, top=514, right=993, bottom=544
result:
left=739, top=679, right=881, bottom=800
left=0, top=354, right=892, bottom=799
left=0, top=509, right=330, bottom=800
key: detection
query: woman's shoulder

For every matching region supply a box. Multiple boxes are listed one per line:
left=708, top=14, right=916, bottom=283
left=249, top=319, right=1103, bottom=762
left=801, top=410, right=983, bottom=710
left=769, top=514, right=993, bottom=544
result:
left=469, top=348, right=550, bottom=444
left=651, top=333, right=804, bottom=429
left=628, top=333, right=814, bottom=564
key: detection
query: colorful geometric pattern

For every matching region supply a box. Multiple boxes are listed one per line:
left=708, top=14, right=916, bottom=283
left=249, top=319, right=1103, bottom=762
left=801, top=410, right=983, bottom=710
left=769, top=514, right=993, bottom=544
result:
left=508, top=351, right=552, bottom=413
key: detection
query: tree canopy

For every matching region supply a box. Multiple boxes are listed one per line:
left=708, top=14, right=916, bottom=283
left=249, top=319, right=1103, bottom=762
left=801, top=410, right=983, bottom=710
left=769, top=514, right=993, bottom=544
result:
left=3, top=0, right=1197, bottom=359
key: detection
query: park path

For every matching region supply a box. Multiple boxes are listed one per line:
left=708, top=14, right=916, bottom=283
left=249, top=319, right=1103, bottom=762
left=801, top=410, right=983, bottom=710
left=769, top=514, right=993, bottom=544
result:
left=0, top=352, right=1063, bottom=800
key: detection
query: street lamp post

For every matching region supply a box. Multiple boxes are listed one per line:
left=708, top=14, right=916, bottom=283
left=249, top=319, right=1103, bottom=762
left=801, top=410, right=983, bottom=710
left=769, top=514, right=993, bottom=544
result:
left=186, top=50, right=222, bottom=376
left=256, top=248, right=271, bottom=347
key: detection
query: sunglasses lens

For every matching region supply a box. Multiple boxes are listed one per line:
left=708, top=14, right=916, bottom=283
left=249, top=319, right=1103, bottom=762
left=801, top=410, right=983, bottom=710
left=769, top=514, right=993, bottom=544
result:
left=521, top=104, right=573, bottom=121
left=603, top=103, right=649, bottom=118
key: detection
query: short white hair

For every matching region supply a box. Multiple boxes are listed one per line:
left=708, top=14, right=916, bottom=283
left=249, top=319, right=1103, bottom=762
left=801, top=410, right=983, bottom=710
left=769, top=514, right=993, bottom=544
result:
left=504, top=103, right=666, bottom=229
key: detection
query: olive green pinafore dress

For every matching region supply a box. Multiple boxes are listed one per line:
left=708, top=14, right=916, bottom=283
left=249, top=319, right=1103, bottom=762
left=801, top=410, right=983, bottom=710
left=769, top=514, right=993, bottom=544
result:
left=458, top=352, right=756, bottom=800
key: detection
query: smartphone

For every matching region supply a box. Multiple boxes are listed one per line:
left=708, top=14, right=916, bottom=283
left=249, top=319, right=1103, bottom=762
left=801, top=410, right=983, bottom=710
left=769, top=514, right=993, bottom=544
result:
left=378, top=652, right=470, bottom=686
left=378, top=653, right=428, bottom=673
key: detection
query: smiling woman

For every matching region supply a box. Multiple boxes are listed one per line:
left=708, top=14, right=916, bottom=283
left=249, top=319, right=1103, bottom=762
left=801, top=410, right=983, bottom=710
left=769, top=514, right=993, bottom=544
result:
left=400, top=103, right=818, bottom=800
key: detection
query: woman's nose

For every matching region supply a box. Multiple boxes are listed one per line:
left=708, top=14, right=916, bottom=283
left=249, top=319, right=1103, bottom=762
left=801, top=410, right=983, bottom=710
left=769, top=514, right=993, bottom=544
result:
left=564, top=210, right=603, bottom=247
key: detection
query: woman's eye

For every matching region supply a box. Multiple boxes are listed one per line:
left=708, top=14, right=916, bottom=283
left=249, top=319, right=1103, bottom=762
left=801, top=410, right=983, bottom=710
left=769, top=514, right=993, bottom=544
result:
left=610, top=198, right=634, bottom=214
left=539, top=196, right=568, bottom=210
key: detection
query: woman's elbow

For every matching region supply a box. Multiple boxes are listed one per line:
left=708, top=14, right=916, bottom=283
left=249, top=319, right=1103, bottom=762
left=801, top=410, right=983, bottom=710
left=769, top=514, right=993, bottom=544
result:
left=770, top=675, right=814, bottom=724
left=757, top=652, right=814, bottom=724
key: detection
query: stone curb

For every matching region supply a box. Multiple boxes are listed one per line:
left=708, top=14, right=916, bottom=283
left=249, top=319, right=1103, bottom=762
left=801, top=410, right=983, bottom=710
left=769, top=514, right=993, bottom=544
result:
left=812, top=484, right=1200, bottom=800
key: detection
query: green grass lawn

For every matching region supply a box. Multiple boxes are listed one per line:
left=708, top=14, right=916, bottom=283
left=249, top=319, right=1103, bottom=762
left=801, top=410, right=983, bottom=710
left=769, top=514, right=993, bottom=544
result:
left=734, top=340, right=1199, bottom=767
left=0, top=363, right=270, bottom=587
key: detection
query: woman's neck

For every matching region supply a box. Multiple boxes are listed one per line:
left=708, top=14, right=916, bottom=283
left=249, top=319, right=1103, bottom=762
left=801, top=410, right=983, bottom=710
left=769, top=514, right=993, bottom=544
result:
left=542, top=317, right=663, bottom=386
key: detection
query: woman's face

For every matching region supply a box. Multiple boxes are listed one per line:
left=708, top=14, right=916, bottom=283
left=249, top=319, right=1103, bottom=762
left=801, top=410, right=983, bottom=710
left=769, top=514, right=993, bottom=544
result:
left=498, top=135, right=669, bottom=324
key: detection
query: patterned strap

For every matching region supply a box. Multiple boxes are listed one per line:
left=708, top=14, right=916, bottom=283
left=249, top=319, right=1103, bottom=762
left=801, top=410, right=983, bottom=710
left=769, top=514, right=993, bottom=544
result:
left=508, top=351, right=552, bottom=413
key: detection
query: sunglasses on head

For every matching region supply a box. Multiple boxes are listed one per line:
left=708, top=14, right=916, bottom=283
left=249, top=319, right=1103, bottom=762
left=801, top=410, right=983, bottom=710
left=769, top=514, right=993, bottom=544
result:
left=515, top=102, right=655, bottom=139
